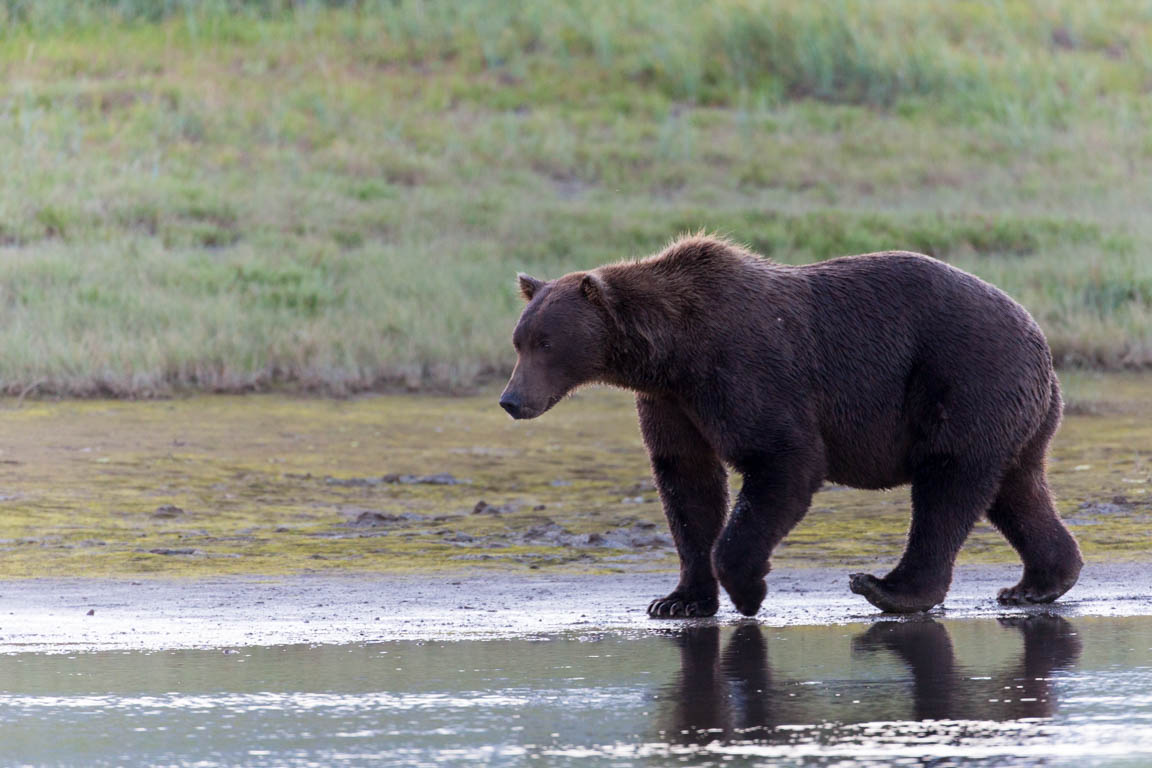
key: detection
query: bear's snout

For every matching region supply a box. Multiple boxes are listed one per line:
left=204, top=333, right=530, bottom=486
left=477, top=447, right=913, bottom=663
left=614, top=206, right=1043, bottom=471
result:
left=499, top=392, right=527, bottom=419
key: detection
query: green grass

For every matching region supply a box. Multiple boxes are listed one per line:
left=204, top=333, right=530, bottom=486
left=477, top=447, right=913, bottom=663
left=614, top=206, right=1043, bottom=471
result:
left=0, top=0, right=1150, bottom=395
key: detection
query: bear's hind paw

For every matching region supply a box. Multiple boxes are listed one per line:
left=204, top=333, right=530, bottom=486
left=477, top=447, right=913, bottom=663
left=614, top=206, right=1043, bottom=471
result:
left=849, top=572, right=943, bottom=614
left=996, top=583, right=1063, bottom=605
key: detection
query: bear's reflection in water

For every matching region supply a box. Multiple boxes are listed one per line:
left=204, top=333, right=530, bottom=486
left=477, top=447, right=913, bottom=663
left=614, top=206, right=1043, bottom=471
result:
left=656, top=616, right=1082, bottom=745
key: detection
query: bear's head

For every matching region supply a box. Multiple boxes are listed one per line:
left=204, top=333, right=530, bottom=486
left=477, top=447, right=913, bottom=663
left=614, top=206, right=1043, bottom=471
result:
left=499, top=270, right=614, bottom=419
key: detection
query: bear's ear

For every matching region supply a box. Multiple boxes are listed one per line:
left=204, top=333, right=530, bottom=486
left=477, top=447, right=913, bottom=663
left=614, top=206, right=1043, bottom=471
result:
left=581, top=273, right=609, bottom=307
left=517, top=273, right=544, bottom=302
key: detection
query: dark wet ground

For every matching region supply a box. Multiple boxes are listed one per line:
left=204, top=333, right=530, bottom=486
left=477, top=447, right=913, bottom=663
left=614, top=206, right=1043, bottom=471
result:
left=3, top=614, right=1151, bottom=767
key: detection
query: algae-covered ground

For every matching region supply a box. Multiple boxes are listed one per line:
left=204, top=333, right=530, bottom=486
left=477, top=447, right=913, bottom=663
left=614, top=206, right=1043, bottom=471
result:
left=0, top=372, right=1147, bottom=579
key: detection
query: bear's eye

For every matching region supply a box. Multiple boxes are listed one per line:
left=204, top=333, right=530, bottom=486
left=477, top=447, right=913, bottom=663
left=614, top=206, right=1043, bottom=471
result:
left=539, top=339, right=552, bottom=351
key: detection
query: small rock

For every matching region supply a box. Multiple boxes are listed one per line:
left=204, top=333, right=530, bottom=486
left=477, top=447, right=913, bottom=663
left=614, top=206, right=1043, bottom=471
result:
left=152, top=505, right=184, bottom=518
left=472, top=500, right=517, bottom=516
left=86, top=609, right=95, bottom=616
left=521, top=521, right=566, bottom=542
left=1077, top=501, right=1131, bottom=516
left=508, top=518, right=672, bottom=549
left=618, top=479, right=656, bottom=494
left=324, top=476, right=382, bottom=487
left=326, top=473, right=471, bottom=486
left=1062, top=517, right=1102, bottom=527
left=349, top=510, right=406, bottom=527
left=384, top=473, right=470, bottom=486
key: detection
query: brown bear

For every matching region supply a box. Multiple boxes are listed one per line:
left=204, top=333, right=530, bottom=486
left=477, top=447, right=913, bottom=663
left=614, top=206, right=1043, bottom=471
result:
left=500, top=235, right=1082, bottom=616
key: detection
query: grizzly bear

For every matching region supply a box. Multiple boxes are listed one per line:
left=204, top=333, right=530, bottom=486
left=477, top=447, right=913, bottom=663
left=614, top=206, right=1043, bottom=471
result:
left=500, top=235, right=1082, bottom=616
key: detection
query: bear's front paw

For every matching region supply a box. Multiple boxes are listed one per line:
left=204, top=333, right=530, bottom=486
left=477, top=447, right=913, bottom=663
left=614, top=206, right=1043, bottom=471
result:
left=723, top=578, right=767, bottom=617
left=647, top=591, right=719, bottom=619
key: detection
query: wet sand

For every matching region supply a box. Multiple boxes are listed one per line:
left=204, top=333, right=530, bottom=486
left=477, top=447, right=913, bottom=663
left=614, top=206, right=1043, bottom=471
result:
left=4, top=563, right=1152, bottom=653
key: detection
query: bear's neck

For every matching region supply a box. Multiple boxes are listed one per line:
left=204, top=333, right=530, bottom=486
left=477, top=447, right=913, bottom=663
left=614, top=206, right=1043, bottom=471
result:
left=597, top=289, right=698, bottom=395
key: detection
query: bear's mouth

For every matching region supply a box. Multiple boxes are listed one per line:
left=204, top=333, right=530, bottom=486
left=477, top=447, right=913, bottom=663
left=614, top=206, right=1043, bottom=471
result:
left=517, top=393, right=564, bottom=420
left=543, top=392, right=565, bottom=412
left=504, top=390, right=568, bottom=420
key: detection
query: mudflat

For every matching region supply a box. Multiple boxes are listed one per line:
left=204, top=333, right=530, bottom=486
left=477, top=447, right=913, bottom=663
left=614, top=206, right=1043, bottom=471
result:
left=2, top=563, right=1152, bottom=653
left=0, top=373, right=1147, bottom=580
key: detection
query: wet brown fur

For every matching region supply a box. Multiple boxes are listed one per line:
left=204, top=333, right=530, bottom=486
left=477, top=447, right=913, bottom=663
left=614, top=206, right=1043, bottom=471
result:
left=501, top=235, right=1083, bottom=616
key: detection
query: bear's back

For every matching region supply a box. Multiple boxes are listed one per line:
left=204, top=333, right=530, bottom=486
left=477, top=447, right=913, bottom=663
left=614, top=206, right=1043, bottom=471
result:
left=794, top=251, right=1054, bottom=484
left=799, top=250, right=1046, bottom=370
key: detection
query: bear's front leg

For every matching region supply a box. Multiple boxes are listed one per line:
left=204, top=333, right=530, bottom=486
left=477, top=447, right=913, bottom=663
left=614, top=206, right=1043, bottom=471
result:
left=638, top=396, right=729, bottom=619
left=712, top=450, right=821, bottom=616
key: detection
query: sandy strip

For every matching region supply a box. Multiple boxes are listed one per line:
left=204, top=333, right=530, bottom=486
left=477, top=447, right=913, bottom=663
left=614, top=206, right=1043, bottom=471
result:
left=0, top=564, right=1149, bottom=653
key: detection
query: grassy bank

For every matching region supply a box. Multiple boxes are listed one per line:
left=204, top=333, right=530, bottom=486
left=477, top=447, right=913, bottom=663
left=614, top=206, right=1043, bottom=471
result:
left=0, top=1, right=1150, bottom=395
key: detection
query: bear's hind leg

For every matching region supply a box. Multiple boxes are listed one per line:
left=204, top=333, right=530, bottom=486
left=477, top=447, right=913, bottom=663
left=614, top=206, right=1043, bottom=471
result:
left=988, top=464, right=1082, bottom=605
left=850, top=457, right=1001, bottom=613
left=638, top=395, right=729, bottom=618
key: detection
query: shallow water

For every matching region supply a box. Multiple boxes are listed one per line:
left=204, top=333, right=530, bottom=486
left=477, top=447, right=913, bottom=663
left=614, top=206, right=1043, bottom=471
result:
left=2, top=614, right=1152, bottom=767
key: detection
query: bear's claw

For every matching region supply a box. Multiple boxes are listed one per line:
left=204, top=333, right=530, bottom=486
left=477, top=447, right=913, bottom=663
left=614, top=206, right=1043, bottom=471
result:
left=647, top=592, right=718, bottom=619
left=849, top=572, right=943, bottom=614
left=997, top=566, right=1080, bottom=605
left=996, top=584, right=1062, bottom=605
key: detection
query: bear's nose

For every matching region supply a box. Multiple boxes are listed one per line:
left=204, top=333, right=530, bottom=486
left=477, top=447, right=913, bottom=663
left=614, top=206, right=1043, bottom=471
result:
left=499, top=393, right=523, bottom=419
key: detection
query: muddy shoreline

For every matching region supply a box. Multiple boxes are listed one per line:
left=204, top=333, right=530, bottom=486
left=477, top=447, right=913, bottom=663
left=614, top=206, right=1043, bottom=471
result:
left=0, top=379, right=1148, bottom=580
left=2, top=563, right=1150, bottom=653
